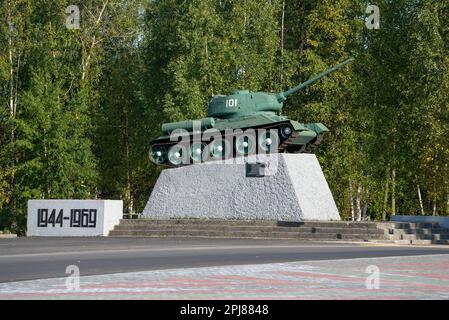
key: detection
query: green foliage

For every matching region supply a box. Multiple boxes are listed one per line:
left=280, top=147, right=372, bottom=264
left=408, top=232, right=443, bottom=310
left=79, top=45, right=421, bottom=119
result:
left=144, top=0, right=282, bottom=123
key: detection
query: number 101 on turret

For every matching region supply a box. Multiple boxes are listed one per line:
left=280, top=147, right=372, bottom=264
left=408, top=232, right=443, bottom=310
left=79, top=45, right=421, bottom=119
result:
left=225, top=98, right=238, bottom=108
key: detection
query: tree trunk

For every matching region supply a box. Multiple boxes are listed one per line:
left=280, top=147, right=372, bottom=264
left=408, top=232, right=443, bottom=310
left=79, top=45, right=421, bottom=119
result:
left=296, top=0, right=306, bottom=122
left=432, top=183, right=437, bottom=216
left=7, top=3, right=18, bottom=231
left=445, top=163, right=449, bottom=216
left=416, top=180, right=424, bottom=215
left=81, top=1, right=109, bottom=81
left=205, top=37, right=214, bottom=96
left=362, top=186, right=369, bottom=220
left=446, top=190, right=449, bottom=216
left=382, top=177, right=389, bottom=221
left=124, top=103, right=133, bottom=214
left=356, top=183, right=362, bottom=221
left=349, top=179, right=355, bottom=221
left=280, top=0, right=285, bottom=86
left=391, top=168, right=396, bottom=215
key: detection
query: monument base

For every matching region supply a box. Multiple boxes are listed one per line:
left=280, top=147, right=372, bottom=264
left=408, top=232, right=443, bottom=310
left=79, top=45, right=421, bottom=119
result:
left=143, top=154, right=340, bottom=221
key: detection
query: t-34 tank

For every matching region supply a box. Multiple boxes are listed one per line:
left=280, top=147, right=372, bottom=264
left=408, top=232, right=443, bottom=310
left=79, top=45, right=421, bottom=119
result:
left=150, top=58, right=353, bottom=167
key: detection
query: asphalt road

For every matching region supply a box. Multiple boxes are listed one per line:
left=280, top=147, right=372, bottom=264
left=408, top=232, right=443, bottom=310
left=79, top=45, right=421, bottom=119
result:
left=1, top=237, right=449, bottom=283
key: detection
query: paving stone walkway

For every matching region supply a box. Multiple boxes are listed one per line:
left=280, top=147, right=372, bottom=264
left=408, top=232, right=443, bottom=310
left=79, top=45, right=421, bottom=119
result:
left=1, top=254, right=448, bottom=300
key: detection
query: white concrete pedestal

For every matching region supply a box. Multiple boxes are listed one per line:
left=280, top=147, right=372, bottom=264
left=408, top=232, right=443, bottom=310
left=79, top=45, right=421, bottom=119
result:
left=143, top=154, right=340, bottom=221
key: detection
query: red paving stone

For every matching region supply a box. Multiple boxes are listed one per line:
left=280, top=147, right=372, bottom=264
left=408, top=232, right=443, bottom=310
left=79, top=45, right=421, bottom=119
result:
left=0, top=254, right=448, bottom=300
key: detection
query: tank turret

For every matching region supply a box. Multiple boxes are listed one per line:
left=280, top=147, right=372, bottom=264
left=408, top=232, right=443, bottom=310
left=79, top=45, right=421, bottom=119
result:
left=207, top=58, right=354, bottom=119
left=150, top=58, right=353, bottom=167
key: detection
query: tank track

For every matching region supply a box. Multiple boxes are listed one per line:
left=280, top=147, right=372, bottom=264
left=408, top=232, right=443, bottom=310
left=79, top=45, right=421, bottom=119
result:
left=150, top=120, right=309, bottom=168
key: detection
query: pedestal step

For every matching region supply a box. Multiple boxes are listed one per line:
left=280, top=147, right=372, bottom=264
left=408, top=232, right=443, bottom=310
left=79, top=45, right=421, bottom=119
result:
left=110, top=219, right=387, bottom=241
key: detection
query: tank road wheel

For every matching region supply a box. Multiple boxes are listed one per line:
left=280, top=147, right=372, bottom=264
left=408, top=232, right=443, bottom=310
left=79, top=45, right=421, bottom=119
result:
left=190, top=142, right=206, bottom=162
left=258, top=130, right=278, bottom=153
left=235, top=134, right=256, bottom=155
left=150, top=145, right=167, bottom=165
left=280, top=124, right=294, bottom=139
left=168, top=145, right=187, bottom=166
left=210, top=139, right=230, bottom=160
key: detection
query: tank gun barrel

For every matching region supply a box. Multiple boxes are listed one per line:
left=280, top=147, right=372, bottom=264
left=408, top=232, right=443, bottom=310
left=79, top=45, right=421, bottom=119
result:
left=276, top=58, right=354, bottom=103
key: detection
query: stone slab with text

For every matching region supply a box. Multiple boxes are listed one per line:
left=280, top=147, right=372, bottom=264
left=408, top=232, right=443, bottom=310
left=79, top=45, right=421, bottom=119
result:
left=27, top=200, right=123, bottom=236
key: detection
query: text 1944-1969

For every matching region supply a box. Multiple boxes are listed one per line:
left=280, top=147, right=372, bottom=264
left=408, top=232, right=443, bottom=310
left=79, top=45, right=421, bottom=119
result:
left=37, top=208, right=97, bottom=228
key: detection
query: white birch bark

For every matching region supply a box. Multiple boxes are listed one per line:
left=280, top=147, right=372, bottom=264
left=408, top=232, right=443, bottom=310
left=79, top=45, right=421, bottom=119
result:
left=349, top=179, right=355, bottom=221
left=416, top=181, right=425, bottom=215
left=81, top=0, right=109, bottom=81
left=356, top=183, right=362, bottom=221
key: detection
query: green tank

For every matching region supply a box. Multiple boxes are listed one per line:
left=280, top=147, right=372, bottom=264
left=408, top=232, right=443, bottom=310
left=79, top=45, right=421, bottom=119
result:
left=150, top=58, right=353, bottom=167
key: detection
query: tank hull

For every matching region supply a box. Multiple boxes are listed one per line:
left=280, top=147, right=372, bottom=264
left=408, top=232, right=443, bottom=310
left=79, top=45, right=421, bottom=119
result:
left=149, top=114, right=328, bottom=168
